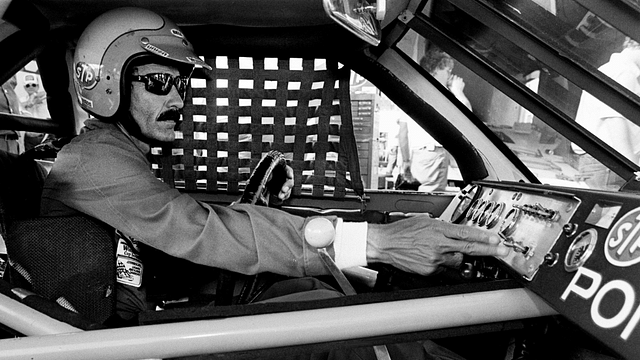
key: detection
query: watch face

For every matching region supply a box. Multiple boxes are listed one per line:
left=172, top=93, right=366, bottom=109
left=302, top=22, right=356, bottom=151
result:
left=565, top=228, right=598, bottom=272
left=450, top=184, right=480, bottom=223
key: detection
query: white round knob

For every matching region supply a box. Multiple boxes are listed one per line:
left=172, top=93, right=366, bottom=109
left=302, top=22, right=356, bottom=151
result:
left=304, top=217, right=335, bottom=248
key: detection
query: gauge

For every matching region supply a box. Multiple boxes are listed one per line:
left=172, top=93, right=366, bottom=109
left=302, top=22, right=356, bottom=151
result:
left=450, top=184, right=480, bottom=223
left=471, top=199, right=486, bottom=223
left=499, top=207, right=521, bottom=237
left=477, top=201, right=494, bottom=227
left=565, top=228, right=598, bottom=272
left=486, top=202, right=505, bottom=229
left=466, top=198, right=483, bottom=221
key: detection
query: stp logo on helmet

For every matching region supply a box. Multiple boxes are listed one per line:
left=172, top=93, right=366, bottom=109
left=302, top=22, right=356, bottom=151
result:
left=605, top=207, right=640, bottom=267
left=75, top=62, right=98, bottom=90
left=171, top=29, right=184, bottom=38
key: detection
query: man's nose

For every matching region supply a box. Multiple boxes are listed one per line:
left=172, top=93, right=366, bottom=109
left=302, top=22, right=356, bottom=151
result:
left=168, top=84, right=185, bottom=108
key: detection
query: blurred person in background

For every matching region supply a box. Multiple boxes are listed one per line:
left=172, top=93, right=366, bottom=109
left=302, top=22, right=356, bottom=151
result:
left=397, top=46, right=471, bottom=192
left=420, top=46, right=472, bottom=111
left=0, top=75, right=21, bottom=153
left=21, top=74, right=51, bottom=151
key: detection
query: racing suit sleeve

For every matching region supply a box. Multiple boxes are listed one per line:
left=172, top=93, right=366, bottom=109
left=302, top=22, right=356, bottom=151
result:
left=40, top=133, right=367, bottom=277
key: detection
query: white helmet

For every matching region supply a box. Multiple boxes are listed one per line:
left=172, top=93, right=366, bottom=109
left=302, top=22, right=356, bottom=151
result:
left=73, top=7, right=211, bottom=119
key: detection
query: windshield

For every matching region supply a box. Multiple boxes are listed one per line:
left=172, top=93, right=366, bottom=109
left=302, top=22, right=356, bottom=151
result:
left=395, top=0, right=640, bottom=191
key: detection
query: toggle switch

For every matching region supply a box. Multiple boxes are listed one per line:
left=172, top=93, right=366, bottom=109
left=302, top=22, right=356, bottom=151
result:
left=500, top=233, right=533, bottom=258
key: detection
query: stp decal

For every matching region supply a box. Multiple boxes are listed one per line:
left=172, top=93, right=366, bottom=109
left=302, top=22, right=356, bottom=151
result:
left=75, top=62, right=98, bottom=90
left=605, top=207, right=640, bottom=267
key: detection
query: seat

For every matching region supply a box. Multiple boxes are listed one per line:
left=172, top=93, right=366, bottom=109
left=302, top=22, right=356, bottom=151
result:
left=0, top=149, right=116, bottom=326
left=4, top=215, right=116, bottom=325
left=0, top=149, right=47, bottom=221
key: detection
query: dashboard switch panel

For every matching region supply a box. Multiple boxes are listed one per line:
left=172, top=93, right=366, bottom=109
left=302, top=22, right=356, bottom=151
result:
left=446, top=184, right=580, bottom=280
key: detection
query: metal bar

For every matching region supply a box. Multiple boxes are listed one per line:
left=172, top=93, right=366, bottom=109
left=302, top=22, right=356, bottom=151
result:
left=0, top=288, right=556, bottom=360
left=0, top=113, right=62, bottom=133
left=317, top=248, right=390, bottom=360
left=0, top=293, right=81, bottom=336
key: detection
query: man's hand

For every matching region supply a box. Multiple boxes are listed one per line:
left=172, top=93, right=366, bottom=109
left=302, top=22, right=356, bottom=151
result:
left=276, top=165, right=294, bottom=201
left=366, top=214, right=508, bottom=276
left=447, top=75, right=466, bottom=94
left=401, top=162, right=415, bottom=182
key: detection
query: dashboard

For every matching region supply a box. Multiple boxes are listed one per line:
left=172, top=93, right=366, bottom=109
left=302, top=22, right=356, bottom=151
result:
left=448, top=183, right=580, bottom=281
left=441, top=181, right=640, bottom=360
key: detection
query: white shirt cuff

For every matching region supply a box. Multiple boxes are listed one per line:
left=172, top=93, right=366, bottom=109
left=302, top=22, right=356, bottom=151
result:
left=334, top=218, right=368, bottom=269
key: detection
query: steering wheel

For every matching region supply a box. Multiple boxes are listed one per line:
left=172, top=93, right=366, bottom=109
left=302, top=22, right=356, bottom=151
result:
left=239, top=150, right=288, bottom=206
left=233, top=150, right=289, bottom=304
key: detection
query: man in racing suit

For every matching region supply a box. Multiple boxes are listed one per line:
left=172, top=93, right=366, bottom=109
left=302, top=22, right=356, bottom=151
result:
left=39, top=7, right=507, bottom=358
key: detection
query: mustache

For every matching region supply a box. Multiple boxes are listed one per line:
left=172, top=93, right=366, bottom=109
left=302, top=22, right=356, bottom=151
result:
left=157, top=109, right=182, bottom=122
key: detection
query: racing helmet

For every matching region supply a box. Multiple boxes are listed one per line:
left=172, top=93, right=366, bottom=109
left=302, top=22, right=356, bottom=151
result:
left=73, top=7, right=212, bottom=119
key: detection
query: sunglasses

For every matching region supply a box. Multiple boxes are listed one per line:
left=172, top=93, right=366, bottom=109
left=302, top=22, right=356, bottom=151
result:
left=25, top=83, right=37, bottom=88
left=131, top=73, right=189, bottom=99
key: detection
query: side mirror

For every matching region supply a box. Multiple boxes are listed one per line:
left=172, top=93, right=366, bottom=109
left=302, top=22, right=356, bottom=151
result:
left=323, top=0, right=386, bottom=46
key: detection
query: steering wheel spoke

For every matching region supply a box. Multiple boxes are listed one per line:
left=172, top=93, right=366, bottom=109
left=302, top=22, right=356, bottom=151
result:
left=232, top=150, right=289, bottom=304
left=239, top=150, right=288, bottom=206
